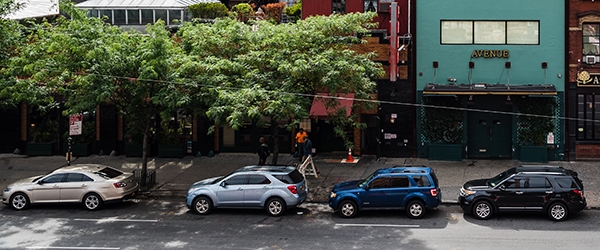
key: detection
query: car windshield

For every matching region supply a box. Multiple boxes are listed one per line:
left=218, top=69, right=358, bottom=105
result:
left=488, top=168, right=516, bottom=187
left=358, top=173, right=376, bottom=188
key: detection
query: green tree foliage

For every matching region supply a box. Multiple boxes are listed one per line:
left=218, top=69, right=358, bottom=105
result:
left=231, top=3, right=253, bottom=22
left=0, top=0, right=25, bottom=108
left=188, top=2, right=229, bottom=20
left=516, top=97, right=556, bottom=146
left=284, top=0, right=301, bottom=20
left=177, top=12, right=383, bottom=163
left=422, top=96, right=463, bottom=144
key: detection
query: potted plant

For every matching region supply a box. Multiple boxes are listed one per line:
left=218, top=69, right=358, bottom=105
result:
left=422, top=96, right=464, bottom=161
left=157, top=117, right=188, bottom=158
left=27, top=119, right=59, bottom=156
left=516, top=97, right=556, bottom=163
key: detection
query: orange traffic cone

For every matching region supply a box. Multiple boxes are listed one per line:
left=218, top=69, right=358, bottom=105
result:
left=346, top=148, right=354, bottom=162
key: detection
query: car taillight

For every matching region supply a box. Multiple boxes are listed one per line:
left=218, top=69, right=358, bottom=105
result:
left=573, top=189, right=583, bottom=197
left=430, top=188, right=438, bottom=197
left=287, top=185, right=298, bottom=194
left=113, top=182, right=127, bottom=188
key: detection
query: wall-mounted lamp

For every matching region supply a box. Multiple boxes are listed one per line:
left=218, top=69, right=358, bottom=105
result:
left=507, top=96, right=511, bottom=101
left=505, top=62, right=511, bottom=69
left=469, top=62, right=475, bottom=69
left=542, top=62, right=548, bottom=69
left=468, top=95, right=473, bottom=101
left=433, top=61, right=438, bottom=68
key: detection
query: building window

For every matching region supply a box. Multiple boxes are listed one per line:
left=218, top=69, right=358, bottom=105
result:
left=364, top=0, right=378, bottom=12
left=141, top=9, right=153, bottom=24
left=100, top=9, right=112, bottom=24
left=332, top=0, right=346, bottom=14
left=577, top=93, right=600, bottom=140
left=127, top=9, right=140, bottom=25
left=441, top=20, right=539, bottom=45
left=583, top=23, right=600, bottom=55
left=169, top=10, right=181, bottom=24
left=87, top=9, right=99, bottom=18
left=114, top=9, right=126, bottom=25
left=155, top=9, right=167, bottom=24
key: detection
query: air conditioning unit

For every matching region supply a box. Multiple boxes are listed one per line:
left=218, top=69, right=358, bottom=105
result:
left=585, top=55, right=597, bottom=64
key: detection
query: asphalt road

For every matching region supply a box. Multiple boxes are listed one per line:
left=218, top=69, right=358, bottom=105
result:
left=1, top=200, right=599, bottom=250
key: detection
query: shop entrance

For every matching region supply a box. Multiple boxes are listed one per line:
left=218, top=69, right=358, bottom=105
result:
left=467, top=96, right=512, bottom=158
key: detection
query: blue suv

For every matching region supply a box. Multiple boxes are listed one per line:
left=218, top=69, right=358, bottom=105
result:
left=328, top=166, right=441, bottom=219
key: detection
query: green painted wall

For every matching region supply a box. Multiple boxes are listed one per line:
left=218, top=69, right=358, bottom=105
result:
left=416, top=0, right=565, bottom=90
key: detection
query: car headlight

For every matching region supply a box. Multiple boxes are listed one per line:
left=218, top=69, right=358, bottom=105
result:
left=188, top=187, right=197, bottom=194
left=461, top=188, right=477, bottom=195
left=3, top=187, right=10, bottom=193
left=330, top=192, right=336, bottom=198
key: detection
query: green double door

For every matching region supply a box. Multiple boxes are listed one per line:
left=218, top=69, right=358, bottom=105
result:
left=467, top=96, right=513, bottom=158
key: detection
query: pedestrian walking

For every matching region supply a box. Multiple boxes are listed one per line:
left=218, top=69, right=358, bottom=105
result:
left=302, top=135, right=312, bottom=163
left=295, top=128, right=307, bottom=161
left=257, top=137, right=270, bottom=165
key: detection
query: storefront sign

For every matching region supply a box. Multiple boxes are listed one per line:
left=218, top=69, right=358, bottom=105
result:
left=577, top=70, right=600, bottom=86
left=471, top=50, right=509, bottom=58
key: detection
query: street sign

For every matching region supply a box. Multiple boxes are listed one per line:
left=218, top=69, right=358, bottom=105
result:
left=69, top=114, right=82, bottom=136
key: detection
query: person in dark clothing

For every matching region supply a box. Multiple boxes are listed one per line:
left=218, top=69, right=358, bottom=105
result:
left=257, top=137, right=270, bottom=165
left=302, top=135, right=312, bottom=163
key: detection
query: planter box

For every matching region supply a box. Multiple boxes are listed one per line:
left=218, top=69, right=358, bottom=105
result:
left=428, top=144, right=462, bottom=161
left=63, top=143, right=92, bottom=157
left=125, top=144, right=144, bottom=157
left=26, top=142, right=55, bottom=156
left=158, top=144, right=187, bottom=158
left=520, top=145, right=548, bottom=163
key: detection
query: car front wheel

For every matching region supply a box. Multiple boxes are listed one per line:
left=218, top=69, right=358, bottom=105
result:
left=406, top=200, right=426, bottom=219
left=548, top=202, right=568, bottom=221
left=83, top=193, right=103, bottom=211
left=338, top=200, right=358, bottom=218
left=192, top=196, right=213, bottom=215
left=472, top=200, right=493, bottom=220
left=10, top=192, right=30, bottom=210
left=266, top=197, right=286, bottom=216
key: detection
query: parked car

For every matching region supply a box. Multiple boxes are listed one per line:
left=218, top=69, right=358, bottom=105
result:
left=459, top=165, right=586, bottom=221
left=186, top=165, right=308, bottom=216
left=2, top=164, right=138, bottom=211
left=328, top=166, right=441, bottom=219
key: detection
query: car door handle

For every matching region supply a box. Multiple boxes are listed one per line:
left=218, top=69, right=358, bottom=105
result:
left=53, top=185, right=60, bottom=188
left=237, top=188, right=243, bottom=190
left=81, top=184, right=87, bottom=187
left=545, top=191, right=553, bottom=194
left=515, top=191, right=523, bottom=195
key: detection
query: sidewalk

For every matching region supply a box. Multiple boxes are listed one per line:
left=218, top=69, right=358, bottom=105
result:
left=1, top=153, right=598, bottom=209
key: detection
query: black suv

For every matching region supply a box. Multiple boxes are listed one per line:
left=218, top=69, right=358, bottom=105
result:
left=459, top=165, right=586, bottom=221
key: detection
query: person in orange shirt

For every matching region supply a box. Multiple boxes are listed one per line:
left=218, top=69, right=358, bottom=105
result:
left=295, top=128, right=307, bottom=162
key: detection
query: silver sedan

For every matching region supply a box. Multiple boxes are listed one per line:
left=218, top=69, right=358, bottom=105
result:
left=2, top=164, right=138, bottom=211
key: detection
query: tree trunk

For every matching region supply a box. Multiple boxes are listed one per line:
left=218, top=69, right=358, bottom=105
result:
left=140, top=121, right=150, bottom=191
left=271, top=118, right=279, bottom=165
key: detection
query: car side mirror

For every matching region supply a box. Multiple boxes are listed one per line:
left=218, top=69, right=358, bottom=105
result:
left=220, top=182, right=227, bottom=187
left=499, top=184, right=506, bottom=191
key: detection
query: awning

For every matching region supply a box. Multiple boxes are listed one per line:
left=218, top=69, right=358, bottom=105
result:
left=309, top=93, right=355, bottom=117
left=423, top=83, right=557, bottom=96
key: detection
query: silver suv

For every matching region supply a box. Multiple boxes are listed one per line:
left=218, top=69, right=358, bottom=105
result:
left=185, top=165, right=307, bottom=216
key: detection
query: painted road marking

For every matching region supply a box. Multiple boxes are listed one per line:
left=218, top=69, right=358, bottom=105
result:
left=27, top=247, right=119, bottom=250
left=74, top=218, right=158, bottom=223
left=336, top=223, right=420, bottom=228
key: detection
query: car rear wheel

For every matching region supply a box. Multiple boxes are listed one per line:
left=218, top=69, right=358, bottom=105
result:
left=406, top=200, right=426, bottom=219
left=192, top=196, right=213, bottom=215
left=10, top=192, right=30, bottom=210
left=266, top=197, right=286, bottom=216
left=338, top=200, right=358, bottom=218
left=548, top=202, right=568, bottom=221
left=83, top=193, right=103, bottom=211
left=472, top=200, right=493, bottom=220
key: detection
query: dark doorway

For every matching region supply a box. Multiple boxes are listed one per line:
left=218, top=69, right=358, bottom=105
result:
left=467, top=96, right=512, bottom=158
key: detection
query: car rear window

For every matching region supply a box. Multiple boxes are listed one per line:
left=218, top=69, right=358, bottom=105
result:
left=556, top=177, right=581, bottom=189
left=286, top=169, right=304, bottom=184
left=95, top=167, right=123, bottom=179
left=412, top=175, right=431, bottom=187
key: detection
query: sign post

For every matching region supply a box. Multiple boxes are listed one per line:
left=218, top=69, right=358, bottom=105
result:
left=67, top=114, right=83, bottom=165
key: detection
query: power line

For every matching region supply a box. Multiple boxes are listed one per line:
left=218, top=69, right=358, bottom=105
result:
left=3, top=65, right=600, bottom=123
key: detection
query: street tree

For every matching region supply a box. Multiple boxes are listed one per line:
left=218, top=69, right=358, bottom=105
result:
left=4, top=1, right=184, bottom=189
left=0, top=0, right=26, bottom=108
left=177, top=12, right=384, bottom=164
